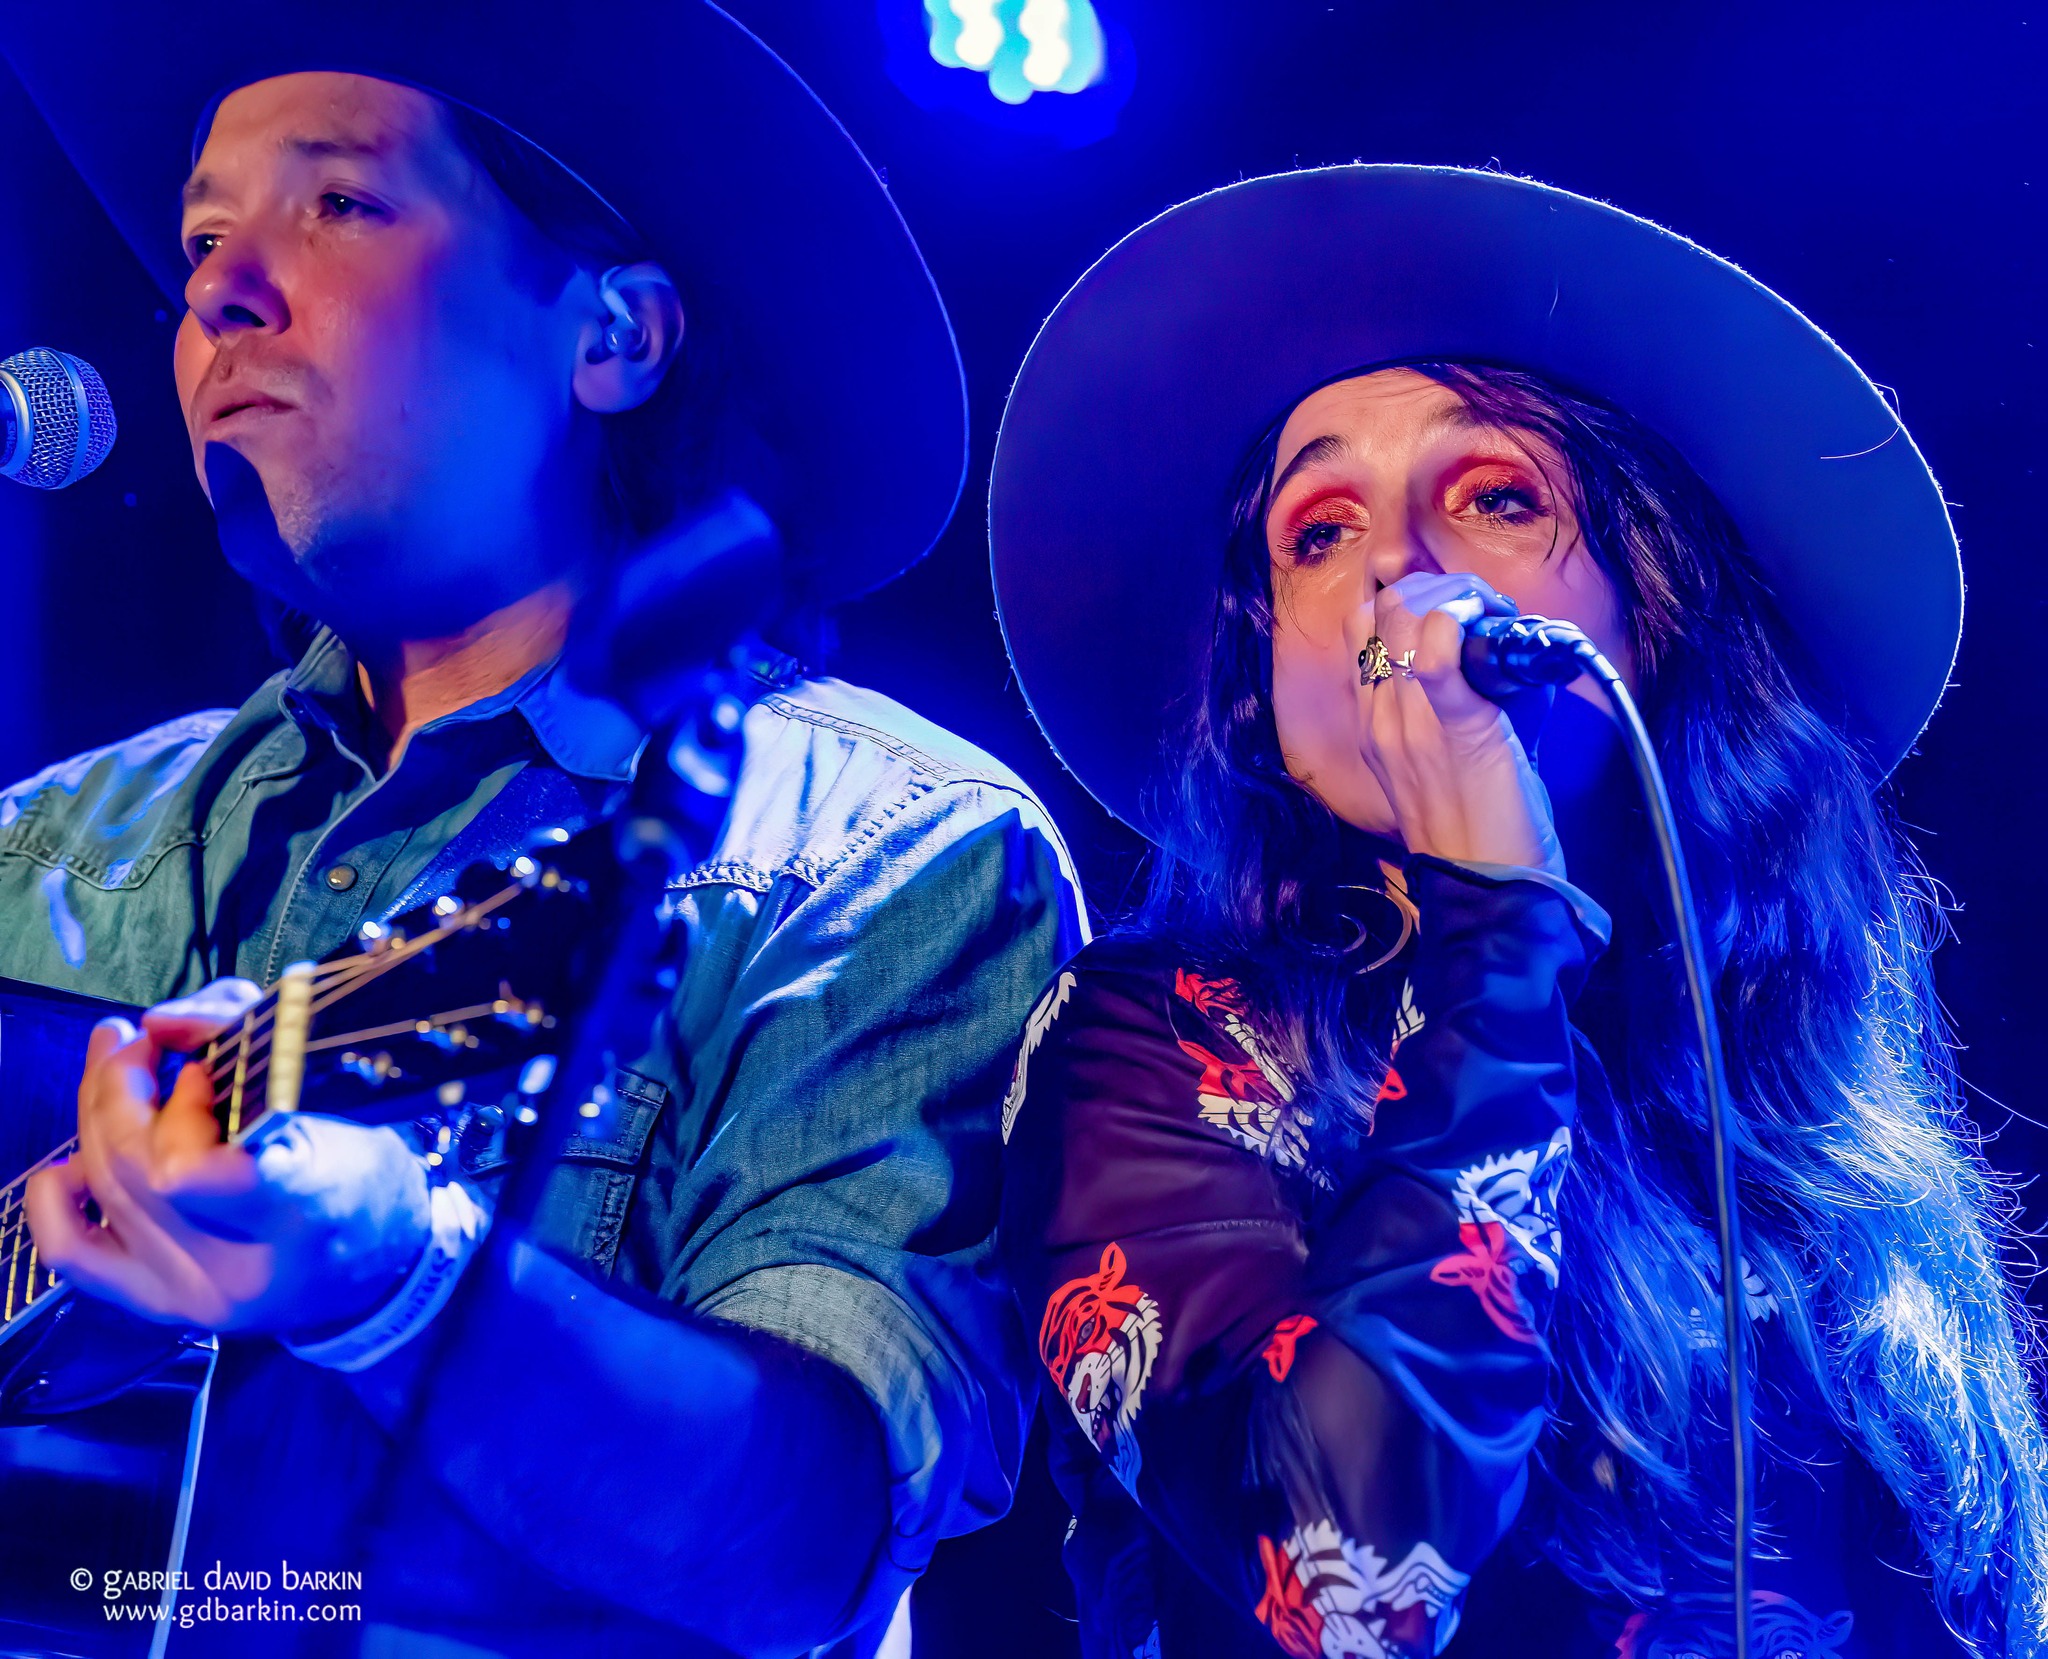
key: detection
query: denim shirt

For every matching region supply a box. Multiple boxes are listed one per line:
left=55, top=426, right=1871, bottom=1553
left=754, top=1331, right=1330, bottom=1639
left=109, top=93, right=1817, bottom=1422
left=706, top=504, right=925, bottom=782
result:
left=0, top=630, right=1087, bottom=1649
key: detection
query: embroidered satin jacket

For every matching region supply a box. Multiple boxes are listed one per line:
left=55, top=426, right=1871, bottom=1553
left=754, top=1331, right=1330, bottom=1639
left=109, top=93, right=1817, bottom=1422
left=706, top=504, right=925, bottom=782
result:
left=998, top=855, right=1968, bottom=1659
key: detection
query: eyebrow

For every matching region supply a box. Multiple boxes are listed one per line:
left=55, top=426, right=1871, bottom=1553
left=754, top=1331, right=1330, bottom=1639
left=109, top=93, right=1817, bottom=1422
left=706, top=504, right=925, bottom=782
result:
left=1271, top=433, right=1350, bottom=495
left=182, top=134, right=393, bottom=208
left=1269, top=399, right=1492, bottom=495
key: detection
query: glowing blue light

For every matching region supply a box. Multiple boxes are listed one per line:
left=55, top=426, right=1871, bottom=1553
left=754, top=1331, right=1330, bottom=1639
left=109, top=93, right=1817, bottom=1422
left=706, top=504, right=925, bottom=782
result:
left=879, top=0, right=1131, bottom=145
left=925, top=0, right=1106, bottom=103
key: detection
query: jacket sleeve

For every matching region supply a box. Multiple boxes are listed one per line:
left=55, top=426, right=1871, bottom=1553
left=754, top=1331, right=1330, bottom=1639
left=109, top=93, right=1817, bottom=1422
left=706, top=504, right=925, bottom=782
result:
left=1000, top=858, right=1606, bottom=1658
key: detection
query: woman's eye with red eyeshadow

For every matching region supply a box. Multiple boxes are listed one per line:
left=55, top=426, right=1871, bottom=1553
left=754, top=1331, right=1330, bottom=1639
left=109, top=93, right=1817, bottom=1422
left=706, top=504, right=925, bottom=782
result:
left=1456, top=474, right=1550, bottom=527
left=1291, top=521, right=1347, bottom=559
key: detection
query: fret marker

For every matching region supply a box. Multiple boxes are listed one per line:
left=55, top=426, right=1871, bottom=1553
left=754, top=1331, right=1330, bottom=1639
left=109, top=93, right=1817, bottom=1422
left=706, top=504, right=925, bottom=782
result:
left=266, top=962, right=317, bottom=1115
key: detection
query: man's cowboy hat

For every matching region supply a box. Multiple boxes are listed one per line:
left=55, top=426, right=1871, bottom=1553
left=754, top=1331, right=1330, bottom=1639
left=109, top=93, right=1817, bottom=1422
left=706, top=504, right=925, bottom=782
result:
left=1, top=1, right=966, bottom=602
left=990, top=165, right=1962, bottom=839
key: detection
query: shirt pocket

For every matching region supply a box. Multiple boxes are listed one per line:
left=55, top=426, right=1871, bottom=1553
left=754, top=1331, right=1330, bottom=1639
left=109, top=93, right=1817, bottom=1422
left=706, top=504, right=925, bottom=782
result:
left=520, top=1067, right=670, bottom=1276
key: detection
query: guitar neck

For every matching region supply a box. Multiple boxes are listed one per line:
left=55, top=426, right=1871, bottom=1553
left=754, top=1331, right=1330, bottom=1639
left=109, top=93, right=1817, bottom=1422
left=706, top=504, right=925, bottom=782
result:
left=0, top=867, right=550, bottom=1338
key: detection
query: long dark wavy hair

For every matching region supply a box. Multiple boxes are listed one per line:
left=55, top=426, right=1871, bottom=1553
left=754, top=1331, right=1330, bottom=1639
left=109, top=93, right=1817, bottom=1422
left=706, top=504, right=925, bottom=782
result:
left=1141, top=360, right=2048, bottom=1652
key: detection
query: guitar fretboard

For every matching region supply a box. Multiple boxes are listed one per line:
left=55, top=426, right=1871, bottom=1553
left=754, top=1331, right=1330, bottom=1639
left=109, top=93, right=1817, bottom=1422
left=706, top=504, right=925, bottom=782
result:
left=0, top=874, right=531, bottom=1335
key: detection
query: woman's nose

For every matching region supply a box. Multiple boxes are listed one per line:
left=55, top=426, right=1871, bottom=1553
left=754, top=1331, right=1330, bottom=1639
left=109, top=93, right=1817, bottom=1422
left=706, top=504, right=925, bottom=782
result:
left=184, top=240, right=290, bottom=342
left=1363, top=509, right=1443, bottom=589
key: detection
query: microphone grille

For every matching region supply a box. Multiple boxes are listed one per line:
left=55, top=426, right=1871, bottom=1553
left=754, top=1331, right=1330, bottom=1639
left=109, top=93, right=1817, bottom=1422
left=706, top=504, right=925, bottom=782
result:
left=0, top=348, right=117, bottom=490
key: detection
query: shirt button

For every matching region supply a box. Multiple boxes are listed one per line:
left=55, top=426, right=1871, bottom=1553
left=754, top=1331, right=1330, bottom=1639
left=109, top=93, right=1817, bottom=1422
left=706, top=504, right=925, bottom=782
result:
left=324, top=864, right=359, bottom=892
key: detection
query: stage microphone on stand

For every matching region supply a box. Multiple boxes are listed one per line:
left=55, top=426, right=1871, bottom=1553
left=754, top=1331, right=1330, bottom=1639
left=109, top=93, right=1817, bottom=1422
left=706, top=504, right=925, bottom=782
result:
left=0, top=348, right=117, bottom=489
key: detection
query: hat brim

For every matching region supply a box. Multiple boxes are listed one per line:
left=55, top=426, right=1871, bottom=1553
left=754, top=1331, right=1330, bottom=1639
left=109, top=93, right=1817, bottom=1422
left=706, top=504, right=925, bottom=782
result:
left=990, top=165, right=1961, bottom=839
left=2, top=1, right=967, bottom=604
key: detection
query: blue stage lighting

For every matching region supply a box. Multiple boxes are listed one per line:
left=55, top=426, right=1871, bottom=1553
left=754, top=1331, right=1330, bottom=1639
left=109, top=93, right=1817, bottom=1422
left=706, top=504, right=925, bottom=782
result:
left=924, top=0, right=1106, bottom=103
left=879, top=0, right=1131, bottom=146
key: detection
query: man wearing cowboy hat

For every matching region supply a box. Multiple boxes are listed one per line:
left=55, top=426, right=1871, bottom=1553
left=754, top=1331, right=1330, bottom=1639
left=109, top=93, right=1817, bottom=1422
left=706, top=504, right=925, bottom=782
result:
left=0, top=5, right=1082, bottom=1653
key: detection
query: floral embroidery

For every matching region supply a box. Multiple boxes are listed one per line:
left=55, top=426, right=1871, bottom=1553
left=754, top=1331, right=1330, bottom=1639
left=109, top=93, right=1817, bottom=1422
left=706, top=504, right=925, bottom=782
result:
left=1002, top=970, right=1076, bottom=1143
left=1446, top=1127, right=1571, bottom=1287
left=1262, top=1313, right=1319, bottom=1382
left=1615, top=1591, right=1852, bottom=1659
left=1254, top=1522, right=1468, bottom=1658
left=1256, top=1533, right=1326, bottom=1658
left=1041, top=1242, right=1164, bottom=1490
left=1373, top=1066, right=1407, bottom=1105
left=1132, top=1628, right=1163, bottom=1659
left=1683, top=1254, right=1783, bottom=1351
left=1429, top=1222, right=1538, bottom=1343
left=1172, top=968, right=1310, bottom=1169
left=1390, top=979, right=1424, bottom=1050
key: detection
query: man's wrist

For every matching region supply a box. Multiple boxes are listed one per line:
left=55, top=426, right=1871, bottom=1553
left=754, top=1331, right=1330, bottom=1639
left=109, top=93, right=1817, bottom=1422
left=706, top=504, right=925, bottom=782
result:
left=285, top=1177, right=492, bottom=1373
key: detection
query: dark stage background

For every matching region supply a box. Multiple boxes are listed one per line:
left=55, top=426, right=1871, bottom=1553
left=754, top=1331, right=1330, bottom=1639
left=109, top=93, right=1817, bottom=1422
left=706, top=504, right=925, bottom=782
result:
left=2, top=3, right=2044, bottom=1652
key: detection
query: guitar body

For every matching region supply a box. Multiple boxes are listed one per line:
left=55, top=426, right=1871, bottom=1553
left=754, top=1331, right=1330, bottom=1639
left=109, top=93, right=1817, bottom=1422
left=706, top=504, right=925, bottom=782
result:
left=0, top=1310, right=212, bottom=1659
left=0, top=839, right=602, bottom=1656
left=0, top=980, right=209, bottom=1659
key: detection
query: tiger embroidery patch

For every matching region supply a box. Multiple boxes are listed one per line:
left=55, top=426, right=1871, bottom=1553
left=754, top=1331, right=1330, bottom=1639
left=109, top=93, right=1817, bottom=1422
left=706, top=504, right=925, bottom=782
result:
left=1040, top=1241, right=1164, bottom=1490
left=1254, top=1521, right=1468, bottom=1659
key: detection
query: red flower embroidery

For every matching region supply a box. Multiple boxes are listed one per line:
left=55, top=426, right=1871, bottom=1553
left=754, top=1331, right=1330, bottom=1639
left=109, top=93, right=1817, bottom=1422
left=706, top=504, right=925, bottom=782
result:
left=1262, top=1314, right=1319, bottom=1382
left=1374, top=1065, right=1408, bottom=1104
left=1174, top=967, right=1251, bottom=1018
left=1177, top=1038, right=1284, bottom=1109
left=1253, top=1533, right=1325, bottom=1659
left=1428, top=1221, right=1539, bottom=1344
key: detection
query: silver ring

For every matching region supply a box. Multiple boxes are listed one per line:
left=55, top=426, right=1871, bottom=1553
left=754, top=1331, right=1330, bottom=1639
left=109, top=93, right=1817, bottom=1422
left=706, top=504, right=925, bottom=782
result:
left=1395, top=649, right=1418, bottom=680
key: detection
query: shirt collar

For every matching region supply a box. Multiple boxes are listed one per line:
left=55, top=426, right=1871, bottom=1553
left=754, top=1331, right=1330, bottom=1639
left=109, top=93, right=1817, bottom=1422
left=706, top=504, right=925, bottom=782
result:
left=280, top=628, right=645, bottom=784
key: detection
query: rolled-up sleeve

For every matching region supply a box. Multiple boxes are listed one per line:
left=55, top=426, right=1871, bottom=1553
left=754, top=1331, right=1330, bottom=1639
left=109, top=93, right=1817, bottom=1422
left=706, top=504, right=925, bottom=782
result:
left=652, top=777, right=1086, bottom=1624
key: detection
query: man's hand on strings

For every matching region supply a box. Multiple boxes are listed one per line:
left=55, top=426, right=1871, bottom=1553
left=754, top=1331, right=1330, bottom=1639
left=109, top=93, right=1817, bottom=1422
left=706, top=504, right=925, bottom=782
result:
left=23, top=977, right=431, bottom=1335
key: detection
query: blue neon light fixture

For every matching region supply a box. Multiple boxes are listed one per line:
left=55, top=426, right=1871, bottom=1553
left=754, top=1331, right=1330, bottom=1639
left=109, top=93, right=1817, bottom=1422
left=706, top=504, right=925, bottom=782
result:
left=924, top=0, right=1106, bottom=103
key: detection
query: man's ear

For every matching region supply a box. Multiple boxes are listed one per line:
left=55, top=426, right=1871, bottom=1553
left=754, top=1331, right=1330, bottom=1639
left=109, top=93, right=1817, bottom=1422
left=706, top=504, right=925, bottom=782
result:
left=572, top=262, right=684, bottom=415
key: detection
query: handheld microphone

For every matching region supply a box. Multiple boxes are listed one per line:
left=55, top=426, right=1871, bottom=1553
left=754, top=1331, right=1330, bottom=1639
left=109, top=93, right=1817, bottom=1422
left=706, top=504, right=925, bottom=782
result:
left=1460, top=612, right=1599, bottom=701
left=0, top=348, right=117, bottom=490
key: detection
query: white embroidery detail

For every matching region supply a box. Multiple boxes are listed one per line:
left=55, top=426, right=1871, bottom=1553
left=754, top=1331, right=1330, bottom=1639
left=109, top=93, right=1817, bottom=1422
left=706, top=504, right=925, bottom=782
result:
left=1684, top=1255, right=1782, bottom=1350
left=1270, top=1521, right=1470, bottom=1658
left=1446, top=1127, right=1572, bottom=1287
left=1002, top=970, right=1076, bottom=1143
left=1390, top=978, right=1424, bottom=1052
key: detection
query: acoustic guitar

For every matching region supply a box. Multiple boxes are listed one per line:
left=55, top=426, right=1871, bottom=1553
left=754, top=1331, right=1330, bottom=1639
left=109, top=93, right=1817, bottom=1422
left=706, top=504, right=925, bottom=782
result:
left=0, top=842, right=600, bottom=1658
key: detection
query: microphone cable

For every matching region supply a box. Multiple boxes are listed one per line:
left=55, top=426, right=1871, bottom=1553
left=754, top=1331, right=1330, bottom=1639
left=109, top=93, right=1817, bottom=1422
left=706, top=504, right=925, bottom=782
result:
left=1466, top=614, right=1754, bottom=1659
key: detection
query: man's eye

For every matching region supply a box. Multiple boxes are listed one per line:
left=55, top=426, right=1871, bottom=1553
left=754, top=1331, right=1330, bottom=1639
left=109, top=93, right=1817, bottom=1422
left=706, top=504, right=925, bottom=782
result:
left=320, top=192, right=372, bottom=219
left=186, top=233, right=223, bottom=264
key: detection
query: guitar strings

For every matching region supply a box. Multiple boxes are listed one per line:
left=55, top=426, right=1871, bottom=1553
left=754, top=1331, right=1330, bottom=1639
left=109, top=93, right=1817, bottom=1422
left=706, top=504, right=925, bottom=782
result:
left=0, top=875, right=532, bottom=1312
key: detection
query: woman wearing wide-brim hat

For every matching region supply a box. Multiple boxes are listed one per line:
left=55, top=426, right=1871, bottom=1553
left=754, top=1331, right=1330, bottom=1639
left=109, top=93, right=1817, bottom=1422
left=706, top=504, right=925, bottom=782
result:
left=992, top=166, right=2047, bottom=1658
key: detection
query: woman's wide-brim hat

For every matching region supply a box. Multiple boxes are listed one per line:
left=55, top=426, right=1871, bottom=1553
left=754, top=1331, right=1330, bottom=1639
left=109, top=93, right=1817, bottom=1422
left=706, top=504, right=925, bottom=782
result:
left=990, top=165, right=1962, bottom=839
left=1, top=1, right=966, bottom=603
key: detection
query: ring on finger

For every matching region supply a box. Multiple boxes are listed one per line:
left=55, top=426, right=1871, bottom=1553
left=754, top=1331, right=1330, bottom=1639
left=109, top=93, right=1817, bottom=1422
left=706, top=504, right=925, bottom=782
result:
left=1394, top=649, right=1418, bottom=679
left=1358, top=636, right=1393, bottom=686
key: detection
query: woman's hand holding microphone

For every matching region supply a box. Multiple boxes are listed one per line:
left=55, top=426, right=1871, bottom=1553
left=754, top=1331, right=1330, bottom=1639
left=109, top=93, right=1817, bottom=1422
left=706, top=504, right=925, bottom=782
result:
left=1346, top=570, right=1565, bottom=878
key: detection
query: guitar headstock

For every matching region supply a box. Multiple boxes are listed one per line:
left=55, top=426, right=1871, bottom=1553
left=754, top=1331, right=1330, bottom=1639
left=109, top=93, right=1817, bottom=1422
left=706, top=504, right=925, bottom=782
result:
left=206, top=836, right=606, bottom=1142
